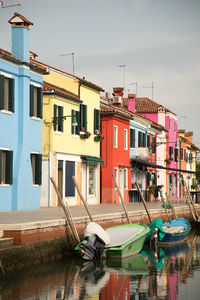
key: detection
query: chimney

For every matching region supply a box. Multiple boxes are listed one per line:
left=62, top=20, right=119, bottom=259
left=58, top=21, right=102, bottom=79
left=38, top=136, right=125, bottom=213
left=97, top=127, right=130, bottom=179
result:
left=112, top=87, right=124, bottom=107
left=128, top=93, right=136, bottom=112
left=8, top=13, right=33, bottom=63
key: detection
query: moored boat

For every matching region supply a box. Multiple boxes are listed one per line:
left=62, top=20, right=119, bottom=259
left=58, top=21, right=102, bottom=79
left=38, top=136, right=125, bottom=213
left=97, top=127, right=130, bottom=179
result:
left=75, top=222, right=149, bottom=260
left=147, top=218, right=191, bottom=246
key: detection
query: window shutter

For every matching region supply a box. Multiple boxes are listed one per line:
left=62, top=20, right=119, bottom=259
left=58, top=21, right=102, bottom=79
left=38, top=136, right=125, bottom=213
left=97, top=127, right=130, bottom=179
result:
left=37, top=87, right=42, bottom=119
left=152, top=137, right=156, bottom=153
left=83, top=104, right=87, bottom=131
left=147, top=135, right=150, bottom=147
left=35, top=154, right=42, bottom=185
left=75, top=110, right=80, bottom=134
left=0, top=150, right=2, bottom=183
left=0, top=75, right=5, bottom=110
left=143, top=133, right=146, bottom=147
left=30, top=85, right=34, bottom=117
left=138, top=131, right=142, bottom=147
left=6, top=150, right=13, bottom=184
left=53, top=104, right=57, bottom=131
left=9, top=78, right=14, bottom=112
left=94, top=109, right=100, bottom=133
left=65, top=161, right=75, bottom=197
left=58, top=106, right=64, bottom=132
left=71, top=109, right=75, bottom=134
left=175, top=148, right=178, bottom=162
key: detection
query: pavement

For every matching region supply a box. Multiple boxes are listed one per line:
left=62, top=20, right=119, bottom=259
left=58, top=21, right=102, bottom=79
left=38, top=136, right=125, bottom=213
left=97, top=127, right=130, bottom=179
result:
left=0, top=199, right=192, bottom=224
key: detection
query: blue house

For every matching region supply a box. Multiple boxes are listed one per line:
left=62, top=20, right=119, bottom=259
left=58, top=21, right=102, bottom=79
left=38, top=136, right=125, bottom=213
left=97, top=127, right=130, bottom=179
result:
left=0, top=13, right=47, bottom=211
left=130, top=116, right=150, bottom=202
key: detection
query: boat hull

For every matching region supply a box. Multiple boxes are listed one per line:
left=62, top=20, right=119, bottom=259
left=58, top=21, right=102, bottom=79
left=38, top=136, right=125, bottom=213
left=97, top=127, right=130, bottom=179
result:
left=158, top=218, right=191, bottom=246
left=75, top=223, right=149, bottom=259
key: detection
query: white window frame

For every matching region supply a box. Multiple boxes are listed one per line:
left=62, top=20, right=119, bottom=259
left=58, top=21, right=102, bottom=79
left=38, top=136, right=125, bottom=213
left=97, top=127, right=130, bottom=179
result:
left=114, top=126, right=118, bottom=148
left=124, top=168, right=128, bottom=189
left=124, top=129, right=128, bottom=150
left=114, top=168, right=118, bottom=189
left=87, top=165, right=97, bottom=197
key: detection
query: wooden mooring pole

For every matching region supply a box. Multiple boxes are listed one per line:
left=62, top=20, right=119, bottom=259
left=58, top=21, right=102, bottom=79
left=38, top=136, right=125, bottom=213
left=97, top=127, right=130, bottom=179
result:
left=50, top=177, right=80, bottom=244
left=112, top=174, right=131, bottom=224
left=135, top=182, right=153, bottom=223
left=72, top=176, right=94, bottom=222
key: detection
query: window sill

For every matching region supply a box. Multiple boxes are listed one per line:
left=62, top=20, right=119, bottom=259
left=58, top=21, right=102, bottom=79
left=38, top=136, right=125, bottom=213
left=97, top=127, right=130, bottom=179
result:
left=55, top=131, right=63, bottom=135
left=0, top=110, right=13, bottom=115
left=0, top=184, right=10, bottom=187
left=31, top=116, right=41, bottom=121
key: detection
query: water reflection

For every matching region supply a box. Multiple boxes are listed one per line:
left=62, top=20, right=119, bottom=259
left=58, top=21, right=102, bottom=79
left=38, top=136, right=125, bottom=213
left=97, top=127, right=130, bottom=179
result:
left=0, top=231, right=200, bottom=300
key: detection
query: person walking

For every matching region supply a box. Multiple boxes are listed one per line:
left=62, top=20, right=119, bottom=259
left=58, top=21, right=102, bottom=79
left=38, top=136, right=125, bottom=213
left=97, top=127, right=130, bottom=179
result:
left=155, top=185, right=164, bottom=201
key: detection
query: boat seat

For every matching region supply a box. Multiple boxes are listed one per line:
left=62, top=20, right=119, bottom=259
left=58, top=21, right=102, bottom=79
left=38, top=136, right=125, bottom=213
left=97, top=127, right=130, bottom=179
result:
left=105, top=226, right=143, bottom=248
left=163, top=226, right=185, bottom=234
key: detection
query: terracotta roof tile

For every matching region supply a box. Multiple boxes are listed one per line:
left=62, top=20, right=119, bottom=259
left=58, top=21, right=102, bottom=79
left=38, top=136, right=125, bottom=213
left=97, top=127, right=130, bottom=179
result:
left=8, top=13, right=33, bottom=26
left=43, top=81, right=81, bottom=102
left=0, top=48, right=21, bottom=62
left=31, top=59, right=104, bottom=92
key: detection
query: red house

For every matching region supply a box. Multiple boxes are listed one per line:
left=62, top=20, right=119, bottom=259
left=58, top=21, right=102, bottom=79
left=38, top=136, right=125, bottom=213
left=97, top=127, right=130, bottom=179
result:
left=101, top=95, right=133, bottom=204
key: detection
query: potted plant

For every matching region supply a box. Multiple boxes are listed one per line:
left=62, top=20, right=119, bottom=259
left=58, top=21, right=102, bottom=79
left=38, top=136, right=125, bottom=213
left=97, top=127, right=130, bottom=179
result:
left=165, top=158, right=171, bottom=164
left=148, top=185, right=156, bottom=195
left=191, top=184, right=197, bottom=190
left=79, top=127, right=91, bottom=139
left=94, top=129, right=104, bottom=142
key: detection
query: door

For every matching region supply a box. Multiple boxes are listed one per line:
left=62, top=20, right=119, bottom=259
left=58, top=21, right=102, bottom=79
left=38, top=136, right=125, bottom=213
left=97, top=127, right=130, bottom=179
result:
left=58, top=160, right=63, bottom=206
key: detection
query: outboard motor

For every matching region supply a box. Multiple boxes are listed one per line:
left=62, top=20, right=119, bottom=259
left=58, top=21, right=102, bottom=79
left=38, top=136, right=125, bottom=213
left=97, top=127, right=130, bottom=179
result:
left=80, top=222, right=110, bottom=260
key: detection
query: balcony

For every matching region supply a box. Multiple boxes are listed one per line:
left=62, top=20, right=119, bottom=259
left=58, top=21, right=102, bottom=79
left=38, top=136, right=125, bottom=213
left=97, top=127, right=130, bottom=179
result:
left=135, top=147, right=148, bottom=160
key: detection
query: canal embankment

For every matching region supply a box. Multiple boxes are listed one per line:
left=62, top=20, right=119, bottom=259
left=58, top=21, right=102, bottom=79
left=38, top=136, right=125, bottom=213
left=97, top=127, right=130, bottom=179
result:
left=0, top=201, right=199, bottom=275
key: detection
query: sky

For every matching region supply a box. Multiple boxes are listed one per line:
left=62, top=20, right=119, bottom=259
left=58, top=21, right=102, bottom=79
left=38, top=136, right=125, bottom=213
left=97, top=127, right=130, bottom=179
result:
left=0, top=0, right=200, bottom=146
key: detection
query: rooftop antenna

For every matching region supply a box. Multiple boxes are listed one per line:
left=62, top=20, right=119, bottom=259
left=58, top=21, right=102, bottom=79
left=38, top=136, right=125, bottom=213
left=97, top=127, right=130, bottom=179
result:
left=59, top=52, right=75, bottom=75
left=129, top=82, right=138, bottom=96
left=0, top=1, right=21, bottom=10
left=143, top=81, right=154, bottom=99
left=117, top=64, right=126, bottom=89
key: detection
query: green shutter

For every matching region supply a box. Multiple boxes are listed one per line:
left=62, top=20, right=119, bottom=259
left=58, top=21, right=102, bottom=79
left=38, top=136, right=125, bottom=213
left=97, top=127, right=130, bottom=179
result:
left=0, top=75, right=5, bottom=110
left=9, top=78, right=14, bottom=112
left=0, top=150, right=2, bottom=183
left=35, top=154, right=42, bottom=185
left=53, top=104, right=57, bottom=131
left=75, top=110, right=80, bottom=134
left=37, top=87, right=42, bottom=119
left=30, top=85, right=34, bottom=116
left=147, top=135, right=150, bottom=147
left=59, top=106, right=64, bottom=132
left=94, top=109, right=100, bottom=133
left=71, top=109, right=75, bottom=134
left=152, top=137, right=156, bottom=154
left=6, top=150, right=13, bottom=184
left=83, top=104, right=87, bottom=131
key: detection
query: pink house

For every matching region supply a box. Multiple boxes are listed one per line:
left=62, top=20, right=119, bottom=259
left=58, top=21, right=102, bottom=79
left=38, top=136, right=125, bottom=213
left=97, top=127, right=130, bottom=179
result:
left=125, top=97, right=178, bottom=198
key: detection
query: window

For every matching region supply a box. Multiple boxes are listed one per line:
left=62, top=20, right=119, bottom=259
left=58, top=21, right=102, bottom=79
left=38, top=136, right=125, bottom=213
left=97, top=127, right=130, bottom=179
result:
left=114, top=168, right=118, bottom=189
left=130, top=128, right=135, bottom=148
left=31, top=153, right=42, bottom=185
left=124, top=129, right=128, bottom=150
left=169, top=146, right=174, bottom=161
left=152, top=136, right=156, bottom=154
left=174, top=122, right=176, bottom=132
left=71, top=109, right=80, bottom=135
left=147, top=135, right=150, bottom=148
left=131, top=169, right=135, bottom=189
left=30, top=85, right=42, bottom=118
left=0, top=74, right=14, bottom=112
left=174, top=148, right=178, bottom=162
left=65, top=161, right=75, bottom=197
left=94, top=108, right=100, bottom=134
left=169, top=117, right=171, bottom=130
left=88, top=166, right=96, bottom=195
left=124, top=168, right=128, bottom=189
left=142, top=132, right=146, bottom=147
left=180, top=148, right=183, bottom=160
left=53, top=104, right=64, bottom=132
left=138, top=131, right=142, bottom=147
left=80, top=104, right=87, bottom=132
left=0, top=149, right=13, bottom=185
left=114, top=126, right=118, bottom=148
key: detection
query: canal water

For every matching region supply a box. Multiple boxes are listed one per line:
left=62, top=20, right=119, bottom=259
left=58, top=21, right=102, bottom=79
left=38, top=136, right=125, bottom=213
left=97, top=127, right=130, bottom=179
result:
left=0, top=230, right=200, bottom=299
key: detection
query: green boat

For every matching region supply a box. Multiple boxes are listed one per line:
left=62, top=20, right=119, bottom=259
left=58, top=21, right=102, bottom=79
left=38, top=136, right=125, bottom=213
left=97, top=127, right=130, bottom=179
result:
left=75, top=222, right=149, bottom=260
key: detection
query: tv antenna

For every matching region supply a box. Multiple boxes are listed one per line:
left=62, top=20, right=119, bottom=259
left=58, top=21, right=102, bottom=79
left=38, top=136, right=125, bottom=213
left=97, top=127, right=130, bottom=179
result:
left=143, top=81, right=154, bottom=99
left=129, top=82, right=138, bottom=96
left=117, top=64, right=126, bottom=88
left=59, top=52, right=75, bottom=75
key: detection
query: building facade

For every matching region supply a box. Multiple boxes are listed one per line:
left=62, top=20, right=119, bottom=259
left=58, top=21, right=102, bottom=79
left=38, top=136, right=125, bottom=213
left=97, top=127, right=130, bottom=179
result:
left=0, top=14, right=46, bottom=211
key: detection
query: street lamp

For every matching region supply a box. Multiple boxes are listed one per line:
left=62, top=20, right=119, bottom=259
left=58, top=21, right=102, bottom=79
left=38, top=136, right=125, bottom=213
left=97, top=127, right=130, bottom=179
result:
left=52, top=114, right=77, bottom=126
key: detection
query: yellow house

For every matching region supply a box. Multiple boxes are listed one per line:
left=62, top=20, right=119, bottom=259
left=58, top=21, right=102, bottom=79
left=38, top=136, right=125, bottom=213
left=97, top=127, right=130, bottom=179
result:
left=33, top=59, right=104, bottom=207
